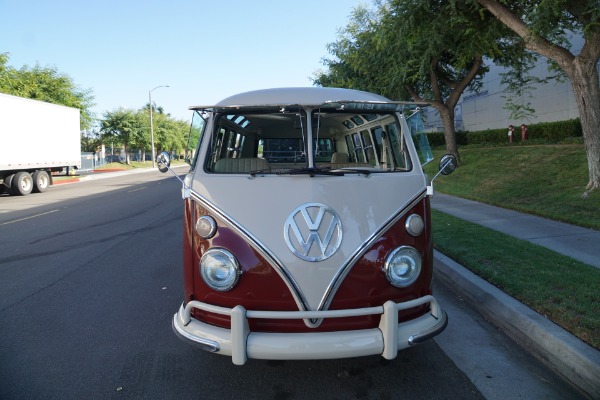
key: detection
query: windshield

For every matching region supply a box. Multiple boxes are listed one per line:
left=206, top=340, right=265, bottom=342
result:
left=204, top=107, right=415, bottom=175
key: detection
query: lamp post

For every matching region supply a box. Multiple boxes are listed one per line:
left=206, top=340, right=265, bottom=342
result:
left=149, top=85, right=169, bottom=168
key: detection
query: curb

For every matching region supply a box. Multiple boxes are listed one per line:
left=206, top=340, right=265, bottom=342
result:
left=433, top=250, right=600, bottom=399
left=52, top=178, right=80, bottom=185
left=50, top=164, right=189, bottom=186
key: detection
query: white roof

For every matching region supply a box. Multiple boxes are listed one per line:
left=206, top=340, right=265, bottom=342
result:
left=188, top=87, right=427, bottom=111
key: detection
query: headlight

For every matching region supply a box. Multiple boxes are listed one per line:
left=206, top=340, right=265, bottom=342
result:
left=200, top=248, right=241, bottom=291
left=384, top=246, right=421, bottom=288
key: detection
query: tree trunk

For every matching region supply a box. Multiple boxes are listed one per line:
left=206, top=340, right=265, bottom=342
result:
left=475, top=0, right=600, bottom=192
left=406, top=83, right=463, bottom=165
left=125, top=145, right=131, bottom=165
left=567, top=61, right=600, bottom=191
left=437, top=106, right=462, bottom=165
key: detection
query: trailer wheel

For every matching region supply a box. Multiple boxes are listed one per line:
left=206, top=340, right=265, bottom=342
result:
left=11, top=172, right=33, bottom=196
left=32, top=170, right=50, bottom=193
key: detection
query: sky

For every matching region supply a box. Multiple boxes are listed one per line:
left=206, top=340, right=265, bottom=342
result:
left=0, top=0, right=365, bottom=125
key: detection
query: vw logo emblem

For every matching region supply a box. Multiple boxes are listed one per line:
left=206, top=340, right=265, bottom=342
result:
left=284, top=203, right=342, bottom=262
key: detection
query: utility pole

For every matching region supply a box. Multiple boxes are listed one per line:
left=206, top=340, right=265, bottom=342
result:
left=149, top=85, right=169, bottom=168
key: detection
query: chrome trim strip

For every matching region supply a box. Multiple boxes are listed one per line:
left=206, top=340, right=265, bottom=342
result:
left=188, top=190, right=311, bottom=315
left=408, top=310, right=448, bottom=345
left=172, top=314, right=220, bottom=352
left=315, top=189, right=428, bottom=321
left=187, top=186, right=427, bottom=328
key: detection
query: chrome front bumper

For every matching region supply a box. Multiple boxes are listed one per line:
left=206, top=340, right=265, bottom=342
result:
left=172, top=295, right=447, bottom=365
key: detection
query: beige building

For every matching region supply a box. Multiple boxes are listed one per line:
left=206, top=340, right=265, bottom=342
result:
left=423, top=36, right=597, bottom=132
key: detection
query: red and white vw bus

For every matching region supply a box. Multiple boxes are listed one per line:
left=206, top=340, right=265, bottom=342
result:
left=158, top=87, right=456, bottom=365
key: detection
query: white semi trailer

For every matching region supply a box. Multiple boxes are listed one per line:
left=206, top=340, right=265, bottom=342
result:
left=0, top=92, right=81, bottom=196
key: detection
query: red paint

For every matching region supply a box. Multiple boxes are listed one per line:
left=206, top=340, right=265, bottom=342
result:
left=184, top=198, right=433, bottom=333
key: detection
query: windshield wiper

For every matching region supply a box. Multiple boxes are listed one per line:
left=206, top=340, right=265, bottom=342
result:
left=337, top=168, right=372, bottom=176
left=249, top=169, right=271, bottom=176
left=279, top=167, right=344, bottom=177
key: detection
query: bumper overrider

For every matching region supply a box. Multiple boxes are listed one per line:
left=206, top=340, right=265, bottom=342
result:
left=172, top=295, right=447, bottom=365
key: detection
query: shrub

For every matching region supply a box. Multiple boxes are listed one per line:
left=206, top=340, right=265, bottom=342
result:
left=425, top=118, right=581, bottom=147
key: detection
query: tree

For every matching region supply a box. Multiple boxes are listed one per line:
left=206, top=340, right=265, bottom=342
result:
left=472, top=0, right=600, bottom=192
left=81, top=129, right=102, bottom=153
left=314, top=1, right=513, bottom=164
left=0, top=53, right=95, bottom=130
left=153, top=115, right=189, bottom=156
left=100, top=108, right=144, bottom=164
left=100, top=106, right=189, bottom=164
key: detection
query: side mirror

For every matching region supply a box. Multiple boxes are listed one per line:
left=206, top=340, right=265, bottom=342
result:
left=427, top=153, right=457, bottom=196
left=439, top=154, right=457, bottom=175
left=157, top=151, right=171, bottom=173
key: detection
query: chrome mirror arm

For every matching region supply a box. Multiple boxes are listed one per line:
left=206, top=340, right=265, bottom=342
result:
left=426, top=154, right=457, bottom=196
left=157, top=151, right=190, bottom=197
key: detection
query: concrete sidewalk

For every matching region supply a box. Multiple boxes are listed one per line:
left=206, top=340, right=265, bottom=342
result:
left=431, top=193, right=600, bottom=398
left=431, top=193, right=600, bottom=268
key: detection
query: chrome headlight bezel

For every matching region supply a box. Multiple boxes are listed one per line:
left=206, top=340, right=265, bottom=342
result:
left=200, top=248, right=241, bottom=291
left=196, top=215, right=217, bottom=239
left=384, top=246, right=422, bottom=288
left=405, top=214, right=424, bottom=237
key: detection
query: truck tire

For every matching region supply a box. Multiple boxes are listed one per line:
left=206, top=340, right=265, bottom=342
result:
left=11, top=172, right=33, bottom=196
left=3, top=174, right=16, bottom=195
left=32, top=170, right=50, bottom=193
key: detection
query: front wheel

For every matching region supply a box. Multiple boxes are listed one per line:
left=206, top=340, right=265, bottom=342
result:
left=32, top=170, right=50, bottom=193
left=12, top=172, right=33, bottom=196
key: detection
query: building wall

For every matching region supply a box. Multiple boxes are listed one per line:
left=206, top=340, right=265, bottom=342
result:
left=461, top=61, right=580, bottom=131
left=422, top=35, right=598, bottom=132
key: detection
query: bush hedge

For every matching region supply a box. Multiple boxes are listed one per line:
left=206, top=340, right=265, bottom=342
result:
left=426, top=118, right=582, bottom=147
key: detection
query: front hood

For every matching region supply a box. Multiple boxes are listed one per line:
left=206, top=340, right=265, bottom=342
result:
left=192, top=172, right=427, bottom=311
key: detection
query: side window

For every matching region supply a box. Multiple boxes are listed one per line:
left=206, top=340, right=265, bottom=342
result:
left=188, top=111, right=206, bottom=167
left=262, top=138, right=305, bottom=163
left=352, top=133, right=365, bottom=163
left=206, top=115, right=248, bottom=172
left=406, top=110, right=433, bottom=165
left=386, top=122, right=411, bottom=170
left=371, top=126, right=393, bottom=168
left=360, top=130, right=375, bottom=165
left=225, top=131, right=236, bottom=158
left=315, top=138, right=334, bottom=162
left=345, top=135, right=356, bottom=162
left=212, top=128, right=225, bottom=162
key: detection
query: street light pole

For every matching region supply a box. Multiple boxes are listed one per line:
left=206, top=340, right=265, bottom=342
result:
left=149, top=85, right=169, bottom=168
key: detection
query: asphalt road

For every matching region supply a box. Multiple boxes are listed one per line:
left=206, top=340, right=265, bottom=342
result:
left=0, top=170, right=580, bottom=399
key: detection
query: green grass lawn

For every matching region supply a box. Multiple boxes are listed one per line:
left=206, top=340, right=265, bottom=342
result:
left=424, top=145, right=600, bottom=230
left=432, top=209, right=599, bottom=349
left=425, top=144, right=600, bottom=349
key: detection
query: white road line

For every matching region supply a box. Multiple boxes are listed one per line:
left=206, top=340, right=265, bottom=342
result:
left=1, top=209, right=60, bottom=225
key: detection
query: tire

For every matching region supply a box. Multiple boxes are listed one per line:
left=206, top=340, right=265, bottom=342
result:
left=11, top=172, right=33, bottom=196
left=32, top=170, right=50, bottom=193
left=3, top=174, right=16, bottom=195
